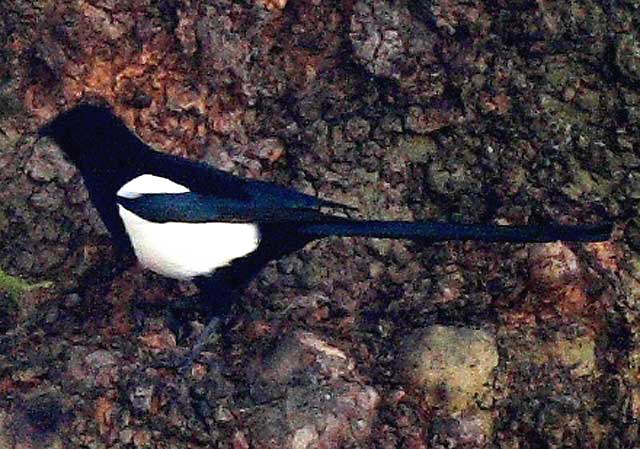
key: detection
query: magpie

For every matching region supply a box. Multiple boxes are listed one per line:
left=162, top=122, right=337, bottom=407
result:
left=39, top=104, right=612, bottom=364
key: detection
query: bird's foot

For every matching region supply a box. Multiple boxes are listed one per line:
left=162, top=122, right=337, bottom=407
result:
left=163, top=294, right=215, bottom=342
left=174, top=279, right=238, bottom=372
left=177, top=315, right=225, bottom=373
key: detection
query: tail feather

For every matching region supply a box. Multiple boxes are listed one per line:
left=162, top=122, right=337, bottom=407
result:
left=298, top=220, right=613, bottom=243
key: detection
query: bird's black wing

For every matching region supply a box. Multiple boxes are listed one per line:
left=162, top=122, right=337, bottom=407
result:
left=117, top=192, right=335, bottom=224
left=146, top=152, right=355, bottom=212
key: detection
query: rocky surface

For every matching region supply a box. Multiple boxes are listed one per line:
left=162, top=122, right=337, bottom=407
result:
left=0, top=0, right=638, bottom=448
left=402, top=325, right=498, bottom=414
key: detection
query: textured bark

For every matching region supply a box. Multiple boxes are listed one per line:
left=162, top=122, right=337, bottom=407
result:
left=0, top=0, right=639, bottom=448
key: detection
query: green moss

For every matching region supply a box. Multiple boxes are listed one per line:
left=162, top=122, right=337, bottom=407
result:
left=0, top=268, right=52, bottom=302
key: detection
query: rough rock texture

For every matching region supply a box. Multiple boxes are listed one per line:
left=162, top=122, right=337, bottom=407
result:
left=402, top=325, right=498, bottom=413
left=0, top=0, right=638, bottom=448
left=245, top=331, right=379, bottom=449
left=402, top=325, right=498, bottom=447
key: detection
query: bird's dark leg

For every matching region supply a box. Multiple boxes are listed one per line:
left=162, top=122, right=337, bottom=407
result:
left=180, top=316, right=223, bottom=370
left=165, top=293, right=213, bottom=341
left=178, top=278, right=239, bottom=371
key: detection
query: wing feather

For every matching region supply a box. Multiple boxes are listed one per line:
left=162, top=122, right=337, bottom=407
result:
left=117, top=193, right=333, bottom=224
left=147, top=152, right=356, bottom=212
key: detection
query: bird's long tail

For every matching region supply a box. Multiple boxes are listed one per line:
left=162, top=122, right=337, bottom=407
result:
left=298, top=219, right=613, bottom=243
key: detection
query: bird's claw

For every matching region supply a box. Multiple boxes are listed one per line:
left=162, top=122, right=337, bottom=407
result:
left=177, top=315, right=223, bottom=373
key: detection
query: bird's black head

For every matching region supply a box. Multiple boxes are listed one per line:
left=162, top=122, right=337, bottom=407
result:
left=39, top=104, right=148, bottom=172
left=39, top=104, right=152, bottom=251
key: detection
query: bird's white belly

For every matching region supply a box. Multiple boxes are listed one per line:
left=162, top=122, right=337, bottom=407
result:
left=118, top=206, right=261, bottom=280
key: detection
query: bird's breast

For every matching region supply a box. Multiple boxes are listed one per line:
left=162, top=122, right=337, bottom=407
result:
left=117, top=205, right=261, bottom=280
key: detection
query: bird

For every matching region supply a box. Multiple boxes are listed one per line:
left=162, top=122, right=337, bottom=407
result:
left=39, top=104, right=613, bottom=365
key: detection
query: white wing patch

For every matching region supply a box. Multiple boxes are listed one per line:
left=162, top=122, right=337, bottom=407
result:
left=117, top=174, right=190, bottom=199
left=118, top=206, right=261, bottom=280
left=116, top=174, right=260, bottom=280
